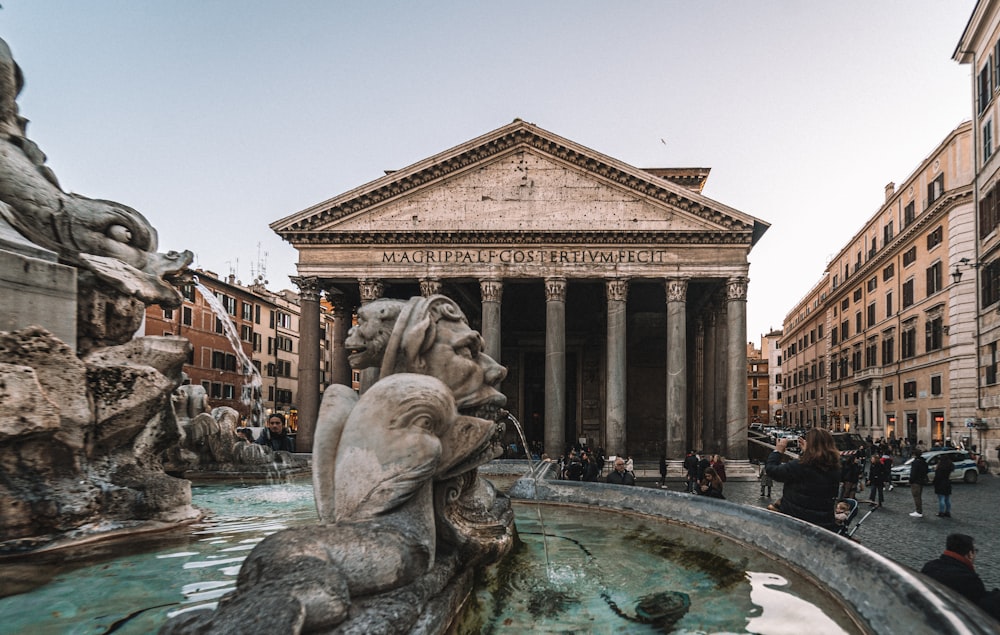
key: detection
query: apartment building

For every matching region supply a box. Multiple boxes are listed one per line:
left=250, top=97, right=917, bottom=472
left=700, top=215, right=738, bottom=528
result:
left=782, top=124, right=975, bottom=445
left=747, top=342, right=769, bottom=425
left=144, top=270, right=337, bottom=430
left=955, top=0, right=1000, bottom=461
left=763, top=329, right=783, bottom=425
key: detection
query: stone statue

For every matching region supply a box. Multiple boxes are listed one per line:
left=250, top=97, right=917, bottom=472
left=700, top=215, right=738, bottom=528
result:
left=0, top=37, right=198, bottom=550
left=163, top=296, right=516, bottom=634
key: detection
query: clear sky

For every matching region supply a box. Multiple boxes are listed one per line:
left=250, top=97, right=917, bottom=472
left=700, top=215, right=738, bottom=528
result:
left=0, top=1, right=978, bottom=342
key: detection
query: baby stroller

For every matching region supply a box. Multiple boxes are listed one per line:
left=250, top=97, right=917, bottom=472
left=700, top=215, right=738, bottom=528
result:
left=836, top=498, right=878, bottom=540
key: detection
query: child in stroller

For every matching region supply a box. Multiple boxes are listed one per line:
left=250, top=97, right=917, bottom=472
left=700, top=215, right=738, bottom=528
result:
left=835, top=498, right=878, bottom=539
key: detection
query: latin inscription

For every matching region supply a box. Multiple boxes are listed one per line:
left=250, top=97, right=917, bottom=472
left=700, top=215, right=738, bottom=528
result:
left=382, top=249, right=668, bottom=265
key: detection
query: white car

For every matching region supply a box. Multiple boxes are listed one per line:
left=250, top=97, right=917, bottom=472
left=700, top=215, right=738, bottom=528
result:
left=890, top=449, right=979, bottom=485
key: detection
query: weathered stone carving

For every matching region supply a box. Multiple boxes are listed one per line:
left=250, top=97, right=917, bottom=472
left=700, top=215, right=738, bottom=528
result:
left=0, top=37, right=197, bottom=550
left=163, top=295, right=515, bottom=634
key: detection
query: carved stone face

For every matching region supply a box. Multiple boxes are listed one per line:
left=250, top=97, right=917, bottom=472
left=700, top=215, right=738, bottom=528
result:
left=344, top=300, right=405, bottom=370
left=417, top=317, right=507, bottom=420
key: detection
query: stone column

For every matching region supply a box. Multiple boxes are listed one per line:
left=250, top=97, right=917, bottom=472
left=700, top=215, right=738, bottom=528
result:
left=358, top=279, right=384, bottom=394
left=544, top=277, right=566, bottom=455
left=605, top=279, right=628, bottom=455
left=419, top=277, right=442, bottom=297
left=715, top=298, right=729, bottom=448
left=480, top=279, right=503, bottom=362
left=293, top=276, right=321, bottom=453
left=327, top=291, right=352, bottom=387
left=692, top=316, right=705, bottom=453
left=665, top=278, right=688, bottom=459
left=724, top=277, right=749, bottom=459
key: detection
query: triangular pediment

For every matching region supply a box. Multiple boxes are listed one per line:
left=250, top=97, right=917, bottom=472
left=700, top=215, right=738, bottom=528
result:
left=272, top=120, right=768, bottom=246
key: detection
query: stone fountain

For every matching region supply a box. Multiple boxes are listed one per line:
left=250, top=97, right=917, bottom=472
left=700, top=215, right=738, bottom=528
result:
left=162, top=295, right=516, bottom=634
left=0, top=36, right=197, bottom=551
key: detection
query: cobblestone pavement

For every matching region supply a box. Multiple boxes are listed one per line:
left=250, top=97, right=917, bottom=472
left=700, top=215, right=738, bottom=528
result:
left=636, top=473, right=1000, bottom=589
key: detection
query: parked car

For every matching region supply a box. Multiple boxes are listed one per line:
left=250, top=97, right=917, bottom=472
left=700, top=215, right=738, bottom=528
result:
left=749, top=423, right=764, bottom=433
left=890, top=449, right=979, bottom=484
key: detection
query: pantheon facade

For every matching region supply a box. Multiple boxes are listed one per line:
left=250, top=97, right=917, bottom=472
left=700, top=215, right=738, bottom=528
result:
left=272, top=120, right=768, bottom=460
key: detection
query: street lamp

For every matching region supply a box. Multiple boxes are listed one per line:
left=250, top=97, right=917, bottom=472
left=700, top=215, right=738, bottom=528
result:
left=952, top=257, right=978, bottom=283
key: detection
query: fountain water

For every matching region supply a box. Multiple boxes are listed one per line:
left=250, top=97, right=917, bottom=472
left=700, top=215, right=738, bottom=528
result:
left=192, top=278, right=264, bottom=426
left=500, top=409, right=535, bottom=470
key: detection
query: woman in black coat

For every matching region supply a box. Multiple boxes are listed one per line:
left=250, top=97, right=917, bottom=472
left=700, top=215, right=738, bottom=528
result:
left=766, top=428, right=842, bottom=531
left=934, top=455, right=954, bottom=517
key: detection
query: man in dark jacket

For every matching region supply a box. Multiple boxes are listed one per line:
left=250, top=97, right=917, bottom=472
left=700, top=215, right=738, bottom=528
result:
left=921, top=533, right=1000, bottom=620
left=909, top=450, right=930, bottom=518
left=256, top=414, right=295, bottom=452
left=683, top=450, right=699, bottom=493
left=606, top=458, right=636, bottom=486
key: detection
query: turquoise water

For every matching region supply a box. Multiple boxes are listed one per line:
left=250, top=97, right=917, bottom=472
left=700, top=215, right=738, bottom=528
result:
left=0, top=482, right=861, bottom=634
left=0, top=482, right=317, bottom=635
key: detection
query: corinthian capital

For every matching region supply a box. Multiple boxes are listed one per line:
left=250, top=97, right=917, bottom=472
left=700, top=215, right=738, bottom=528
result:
left=665, top=278, right=688, bottom=303
left=480, top=279, right=503, bottom=303
left=291, top=276, right=321, bottom=302
left=544, top=277, right=567, bottom=302
left=419, top=277, right=442, bottom=297
left=358, top=279, right=384, bottom=304
left=606, top=278, right=628, bottom=303
left=726, top=277, right=749, bottom=302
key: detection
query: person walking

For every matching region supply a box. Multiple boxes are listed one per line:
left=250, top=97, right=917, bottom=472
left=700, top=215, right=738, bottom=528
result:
left=908, top=450, right=929, bottom=518
left=867, top=455, right=888, bottom=508
left=658, top=455, right=667, bottom=488
left=934, top=454, right=954, bottom=517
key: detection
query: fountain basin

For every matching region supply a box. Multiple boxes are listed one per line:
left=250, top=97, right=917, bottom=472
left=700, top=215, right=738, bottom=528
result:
left=506, top=468, right=995, bottom=635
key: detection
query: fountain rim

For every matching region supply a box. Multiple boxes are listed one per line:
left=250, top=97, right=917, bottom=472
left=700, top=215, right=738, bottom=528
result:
left=508, top=470, right=996, bottom=635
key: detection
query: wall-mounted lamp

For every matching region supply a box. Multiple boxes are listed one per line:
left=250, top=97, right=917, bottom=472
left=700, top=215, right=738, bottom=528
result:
left=951, top=257, right=978, bottom=284
left=942, top=325, right=951, bottom=335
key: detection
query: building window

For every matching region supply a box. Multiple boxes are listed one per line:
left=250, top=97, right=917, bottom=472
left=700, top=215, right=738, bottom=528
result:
left=980, top=61, right=993, bottom=115
left=831, top=327, right=839, bottom=345
left=211, top=382, right=222, bottom=399
left=867, top=276, right=877, bottom=292
left=927, top=174, right=945, bottom=205
left=986, top=120, right=995, bottom=162
left=882, top=332, right=895, bottom=365
left=903, top=380, right=917, bottom=399
left=926, top=262, right=942, bottom=296
left=182, top=306, right=193, bottom=326
left=883, top=263, right=894, bottom=281
left=988, top=342, right=999, bottom=386
left=885, top=384, right=894, bottom=402
left=241, top=324, right=253, bottom=342
left=983, top=259, right=1000, bottom=307
left=980, top=185, right=999, bottom=239
left=883, top=221, right=894, bottom=246
left=853, top=288, right=862, bottom=302
left=841, top=320, right=849, bottom=341
left=901, top=322, right=917, bottom=359
left=223, top=384, right=236, bottom=400
left=242, top=302, right=253, bottom=321
left=902, top=279, right=914, bottom=308
left=163, top=308, right=174, bottom=320
left=903, top=246, right=917, bottom=267
left=865, top=339, right=878, bottom=368
left=886, top=290, right=893, bottom=318
left=182, top=283, right=196, bottom=302
left=852, top=347, right=862, bottom=373
left=842, top=298, right=849, bottom=311
left=926, top=226, right=943, bottom=250
left=930, top=375, right=942, bottom=396
left=867, top=302, right=876, bottom=328
left=215, top=317, right=225, bottom=335
left=904, top=201, right=916, bottom=226
left=925, top=315, right=943, bottom=352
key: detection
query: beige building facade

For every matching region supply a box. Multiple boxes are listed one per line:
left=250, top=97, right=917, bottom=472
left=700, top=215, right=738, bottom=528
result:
left=272, top=120, right=768, bottom=458
left=782, top=124, right=975, bottom=447
left=956, top=0, right=1000, bottom=464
